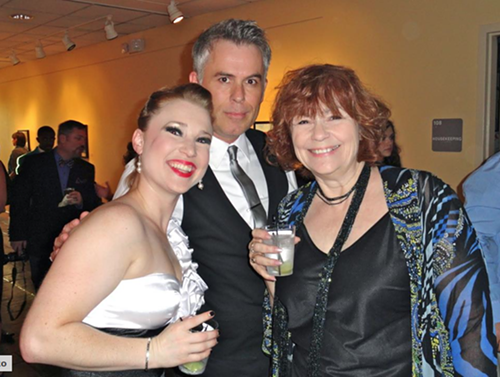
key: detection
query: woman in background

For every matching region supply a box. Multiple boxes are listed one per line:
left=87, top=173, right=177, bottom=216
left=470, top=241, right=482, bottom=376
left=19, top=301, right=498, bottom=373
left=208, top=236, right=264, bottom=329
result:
left=8, top=131, right=28, bottom=178
left=249, top=64, right=496, bottom=376
left=20, top=84, right=218, bottom=376
left=377, top=120, right=402, bottom=167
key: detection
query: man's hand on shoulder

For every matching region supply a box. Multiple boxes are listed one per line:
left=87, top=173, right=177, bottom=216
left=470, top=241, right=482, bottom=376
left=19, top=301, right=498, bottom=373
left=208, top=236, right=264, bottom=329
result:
left=51, top=212, right=89, bottom=261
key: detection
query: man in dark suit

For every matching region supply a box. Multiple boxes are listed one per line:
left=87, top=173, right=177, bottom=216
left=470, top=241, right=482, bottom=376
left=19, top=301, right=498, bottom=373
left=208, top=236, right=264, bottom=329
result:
left=9, top=120, right=102, bottom=290
left=175, top=20, right=296, bottom=376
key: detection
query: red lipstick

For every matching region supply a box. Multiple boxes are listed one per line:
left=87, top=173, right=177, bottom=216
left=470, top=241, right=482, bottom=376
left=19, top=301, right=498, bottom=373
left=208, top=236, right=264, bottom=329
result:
left=168, top=160, right=196, bottom=178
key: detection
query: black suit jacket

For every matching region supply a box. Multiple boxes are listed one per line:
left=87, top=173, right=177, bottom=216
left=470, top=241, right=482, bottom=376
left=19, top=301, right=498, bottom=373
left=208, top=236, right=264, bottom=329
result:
left=180, top=129, right=290, bottom=377
left=9, top=150, right=102, bottom=255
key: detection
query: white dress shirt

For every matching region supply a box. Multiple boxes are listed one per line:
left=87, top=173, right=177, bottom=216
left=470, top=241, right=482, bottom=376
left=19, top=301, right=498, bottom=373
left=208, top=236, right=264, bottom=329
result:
left=114, top=134, right=298, bottom=228
left=174, top=134, right=297, bottom=228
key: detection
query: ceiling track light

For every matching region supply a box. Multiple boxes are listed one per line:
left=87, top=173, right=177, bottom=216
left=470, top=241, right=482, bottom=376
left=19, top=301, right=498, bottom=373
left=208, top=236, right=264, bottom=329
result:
left=10, top=14, right=121, bottom=61
left=168, top=1, right=184, bottom=24
left=35, top=40, right=46, bottom=59
left=9, top=50, right=20, bottom=65
left=104, top=15, right=118, bottom=40
left=10, top=13, right=33, bottom=21
left=62, top=31, right=76, bottom=51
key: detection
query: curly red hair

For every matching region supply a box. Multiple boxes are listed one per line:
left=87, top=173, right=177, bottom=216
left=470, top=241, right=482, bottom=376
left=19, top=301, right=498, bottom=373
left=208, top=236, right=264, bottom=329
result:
left=267, top=64, right=391, bottom=178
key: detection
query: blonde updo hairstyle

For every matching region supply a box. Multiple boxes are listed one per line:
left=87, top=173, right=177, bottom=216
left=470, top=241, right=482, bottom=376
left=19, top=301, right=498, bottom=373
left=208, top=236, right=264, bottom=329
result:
left=124, top=83, right=213, bottom=187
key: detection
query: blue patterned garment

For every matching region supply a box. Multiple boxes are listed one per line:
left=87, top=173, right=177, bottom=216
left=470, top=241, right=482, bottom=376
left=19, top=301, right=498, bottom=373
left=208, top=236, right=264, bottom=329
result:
left=263, top=166, right=497, bottom=377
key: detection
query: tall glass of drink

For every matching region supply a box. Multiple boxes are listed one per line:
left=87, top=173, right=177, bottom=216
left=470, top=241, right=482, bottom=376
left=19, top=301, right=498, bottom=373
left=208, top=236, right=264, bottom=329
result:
left=263, top=224, right=295, bottom=277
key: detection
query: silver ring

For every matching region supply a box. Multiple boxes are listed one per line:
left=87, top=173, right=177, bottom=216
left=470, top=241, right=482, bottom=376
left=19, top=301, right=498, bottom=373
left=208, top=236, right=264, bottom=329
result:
left=251, top=257, right=256, bottom=264
left=249, top=242, right=256, bottom=253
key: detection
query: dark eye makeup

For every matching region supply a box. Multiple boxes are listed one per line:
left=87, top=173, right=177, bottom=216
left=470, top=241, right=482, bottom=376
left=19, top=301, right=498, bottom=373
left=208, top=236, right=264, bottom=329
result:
left=165, top=126, right=182, bottom=136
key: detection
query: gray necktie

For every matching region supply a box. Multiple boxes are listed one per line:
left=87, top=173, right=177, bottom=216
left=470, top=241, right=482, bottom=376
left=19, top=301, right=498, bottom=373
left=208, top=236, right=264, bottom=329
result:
left=228, top=145, right=267, bottom=228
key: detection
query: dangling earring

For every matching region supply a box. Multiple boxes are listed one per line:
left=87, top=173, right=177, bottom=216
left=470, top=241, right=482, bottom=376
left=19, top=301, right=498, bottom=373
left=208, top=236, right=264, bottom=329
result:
left=136, top=155, right=142, bottom=174
left=197, top=180, right=204, bottom=190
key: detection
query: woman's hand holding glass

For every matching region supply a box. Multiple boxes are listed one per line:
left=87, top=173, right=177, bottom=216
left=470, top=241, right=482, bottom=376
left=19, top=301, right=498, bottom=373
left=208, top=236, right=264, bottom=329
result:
left=151, top=311, right=219, bottom=369
left=248, top=228, right=300, bottom=282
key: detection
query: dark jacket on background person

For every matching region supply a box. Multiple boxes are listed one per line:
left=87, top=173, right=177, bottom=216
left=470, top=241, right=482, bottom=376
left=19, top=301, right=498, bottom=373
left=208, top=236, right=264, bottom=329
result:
left=9, top=151, right=102, bottom=288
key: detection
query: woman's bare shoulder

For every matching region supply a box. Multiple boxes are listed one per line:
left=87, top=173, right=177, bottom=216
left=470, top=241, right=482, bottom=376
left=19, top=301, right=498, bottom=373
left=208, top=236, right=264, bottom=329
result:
left=71, top=200, right=147, bottom=245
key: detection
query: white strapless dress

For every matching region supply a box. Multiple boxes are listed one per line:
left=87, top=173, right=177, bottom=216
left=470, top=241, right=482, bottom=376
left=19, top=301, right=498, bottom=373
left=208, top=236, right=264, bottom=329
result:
left=83, top=218, right=207, bottom=330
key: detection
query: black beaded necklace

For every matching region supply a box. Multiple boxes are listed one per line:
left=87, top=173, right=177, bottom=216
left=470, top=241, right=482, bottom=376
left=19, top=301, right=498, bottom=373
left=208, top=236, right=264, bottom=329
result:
left=316, top=180, right=357, bottom=206
left=307, top=163, right=371, bottom=377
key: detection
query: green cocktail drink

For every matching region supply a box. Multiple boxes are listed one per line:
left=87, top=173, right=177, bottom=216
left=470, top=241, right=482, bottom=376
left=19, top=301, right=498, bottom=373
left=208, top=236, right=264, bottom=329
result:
left=263, top=225, right=295, bottom=277
left=178, top=319, right=218, bottom=375
left=179, top=360, right=207, bottom=375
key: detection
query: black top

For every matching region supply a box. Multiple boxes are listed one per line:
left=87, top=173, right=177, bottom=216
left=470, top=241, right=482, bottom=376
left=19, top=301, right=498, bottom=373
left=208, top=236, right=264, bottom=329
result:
left=276, top=213, right=412, bottom=376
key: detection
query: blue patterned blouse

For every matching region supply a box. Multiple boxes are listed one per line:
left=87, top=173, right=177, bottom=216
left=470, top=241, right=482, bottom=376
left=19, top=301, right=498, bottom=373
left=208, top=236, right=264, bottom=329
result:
left=263, top=166, right=497, bottom=376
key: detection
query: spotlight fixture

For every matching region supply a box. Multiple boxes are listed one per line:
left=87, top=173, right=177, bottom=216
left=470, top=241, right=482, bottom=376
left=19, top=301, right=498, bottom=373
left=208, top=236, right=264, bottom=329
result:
left=104, top=15, right=118, bottom=40
left=35, top=40, right=46, bottom=59
left=10, top=14, right=121, bottom=61
left=62, top=31, right=76, bottom=51
left=10, top=13, right=33, bottom=21
left=9, top=50, right=20, bottom=65
left=168, top=1, right=184, bottom=24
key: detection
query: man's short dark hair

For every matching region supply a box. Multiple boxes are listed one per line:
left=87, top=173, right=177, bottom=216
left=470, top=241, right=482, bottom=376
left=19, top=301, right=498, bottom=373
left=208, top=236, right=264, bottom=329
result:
left=58, top=120, right=86, bottom=137
left=37, top=125, right=55, bottom=138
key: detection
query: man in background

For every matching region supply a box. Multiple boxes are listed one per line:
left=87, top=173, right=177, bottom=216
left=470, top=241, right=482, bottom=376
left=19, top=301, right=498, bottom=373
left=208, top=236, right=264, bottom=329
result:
left=9, top=120, right=102, bottom=290
left=15, top=125, right=56, bottom=175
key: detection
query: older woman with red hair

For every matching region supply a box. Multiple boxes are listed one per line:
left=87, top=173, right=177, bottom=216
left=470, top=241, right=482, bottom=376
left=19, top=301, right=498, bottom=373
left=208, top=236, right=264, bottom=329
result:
left=249, top=64, right=497, bottom=376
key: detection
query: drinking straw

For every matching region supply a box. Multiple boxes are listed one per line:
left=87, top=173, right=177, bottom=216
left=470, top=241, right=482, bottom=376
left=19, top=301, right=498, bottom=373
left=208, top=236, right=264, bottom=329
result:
left=275, top=226, right=286, bottom=276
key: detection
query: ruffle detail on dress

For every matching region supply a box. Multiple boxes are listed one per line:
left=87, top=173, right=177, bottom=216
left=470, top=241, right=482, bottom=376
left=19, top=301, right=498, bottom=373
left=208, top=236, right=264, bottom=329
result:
left=167, top=218, right=208, bottom=322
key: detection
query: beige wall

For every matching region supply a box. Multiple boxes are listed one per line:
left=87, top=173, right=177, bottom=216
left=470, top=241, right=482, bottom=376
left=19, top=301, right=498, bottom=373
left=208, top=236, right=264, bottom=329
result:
left=2, top=0, right=500, bottom=190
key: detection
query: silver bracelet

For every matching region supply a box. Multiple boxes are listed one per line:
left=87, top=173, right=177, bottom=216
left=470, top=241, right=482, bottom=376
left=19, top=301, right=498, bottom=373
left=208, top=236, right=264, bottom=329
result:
left=145, top=337, right=152, bottom=370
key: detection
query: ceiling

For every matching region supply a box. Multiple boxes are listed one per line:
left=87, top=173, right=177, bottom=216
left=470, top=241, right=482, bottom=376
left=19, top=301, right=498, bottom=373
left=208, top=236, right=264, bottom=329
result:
left=0, top=0, right=262, bottom=69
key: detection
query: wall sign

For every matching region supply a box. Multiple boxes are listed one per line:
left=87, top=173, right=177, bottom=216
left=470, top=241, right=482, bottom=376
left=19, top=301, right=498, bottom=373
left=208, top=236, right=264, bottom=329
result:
left=432, top=118, right=462, bottom=152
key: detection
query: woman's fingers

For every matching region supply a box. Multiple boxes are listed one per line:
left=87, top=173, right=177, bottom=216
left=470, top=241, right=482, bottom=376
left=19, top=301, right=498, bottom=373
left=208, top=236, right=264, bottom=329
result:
left=178, top=312, right=219, bottom=342
left=187, top=331, right=219, bottom=351
left=249, top=239, right=281, bottom=263
left=52, top=215, right=88, bottom=257
left=249, top=253, right=278, bottom=282
left=248, top=233, right=281, bottom=282
left=181, top=311, right=215, bottom=328
left=251, top=228, right=271, bottom=240
left=153, top=311, right=219, bottom=368
left=253, top=241, right=280, bottom=255
left=251, top=252, right=281, bottom=267
left=249, top=231, right=302, bottom=282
